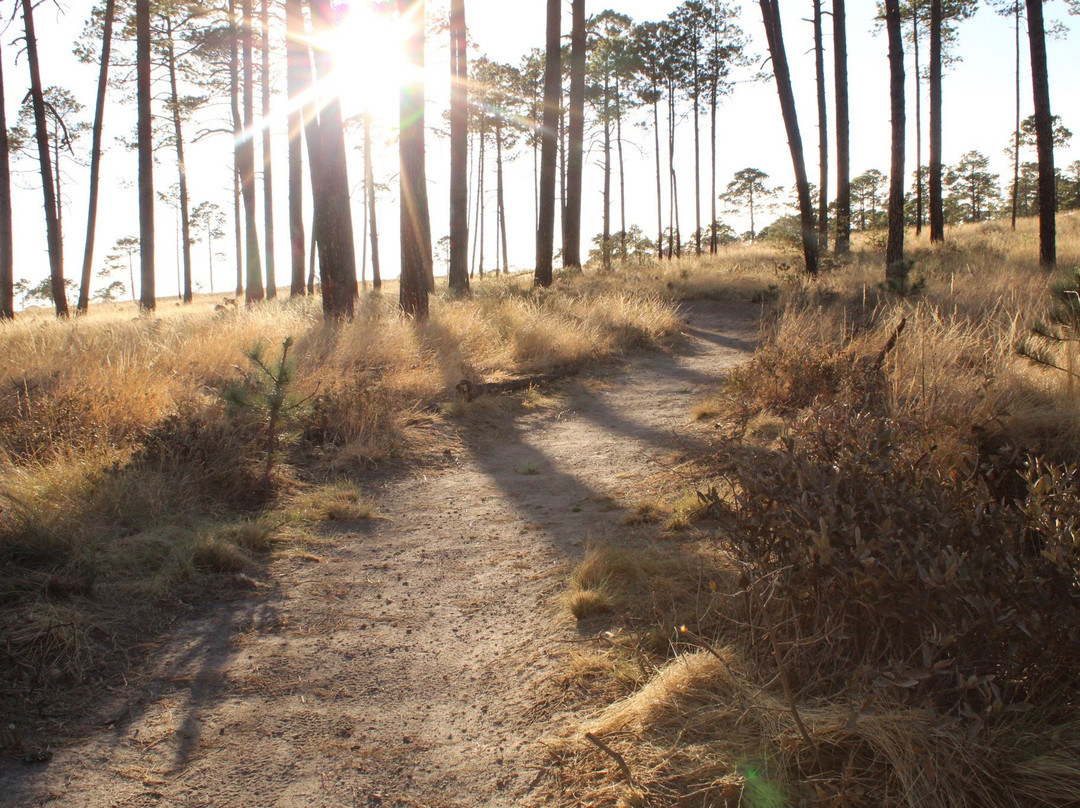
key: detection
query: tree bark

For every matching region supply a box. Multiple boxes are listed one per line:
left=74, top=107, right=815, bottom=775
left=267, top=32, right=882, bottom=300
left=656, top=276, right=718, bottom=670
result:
left=885, top=0, right=906, bottom=269
left=0, top=42, right=12, bottom=319
left=240, top=0, right=264, bottom=302
left=309, top=0, right=357, bottom=318
left=261, top=0, right=276, bottom=298
left=562, top=0, right=586, bottom=269
left=1026, top=0, right=1055, bottom=268
left=284, top=0, right=306, bottom=296
left=77, top=0, right=116, bottom=314
left=448, top=0, right=469, bottom=294
left=759, top=0, right=818, bottom=276
left=136, top=0, right=154, bottom=312
left=399, top=0, right=430, bottom=315
left=913, top=5, right=923, bottom=237
left=534, top=0, right=560, bottom=288
left=813, top=0, right=828, bottom=253
left=653, top=97, right=664, bottom=260
left=164, top=17, right=193, bottom=304
left=496, top=120, right=508, bottom=274
left=21, top=0, right=69, bottom=316
left=364, top=112, right=382, bottom=290
left=929, top=0, right=944, bottom=242
left=833, top=0, right=850, bottom=255
left=229, top=0, right=243, bottom=297
left=602, top=75, right=612, bottom=271
left=1011, top=0, right=1020, bottom=230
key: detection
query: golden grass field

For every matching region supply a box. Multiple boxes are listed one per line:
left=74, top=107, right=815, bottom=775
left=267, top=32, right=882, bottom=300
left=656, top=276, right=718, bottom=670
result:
left=4, top=215, right=1080, bottom=805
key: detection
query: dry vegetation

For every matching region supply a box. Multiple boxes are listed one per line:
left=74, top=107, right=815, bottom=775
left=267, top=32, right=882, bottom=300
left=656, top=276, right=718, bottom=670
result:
left=0, top=271, right=681, bottom=746
left=550, top=216, right=1080, bottom=807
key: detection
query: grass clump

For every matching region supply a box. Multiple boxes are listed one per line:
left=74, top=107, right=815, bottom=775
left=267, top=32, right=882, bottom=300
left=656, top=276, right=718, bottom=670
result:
left=548, top=219, right=1080, bottom=807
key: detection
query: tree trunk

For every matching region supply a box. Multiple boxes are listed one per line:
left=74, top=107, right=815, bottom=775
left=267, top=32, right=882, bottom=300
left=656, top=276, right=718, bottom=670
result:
left=833, top=0, right=850, bottom=255
left=285, top=0, right=306, bottom=296
left=261, top=0, right=276, bottom=298
left=363, top=112, right=382, bottom=290
left=1011, top=0, right=1020, bottom=230
left=813, top=0, right=828, bottom=253
left=562, top=0, right=586, bottom=269
left=709, top=86, right=718, bottom=255
left=136, top=0, right=154, bottom=312
left=616, top=82, right=626, bottom=261
left=1026, top=0, right=1056, bottom=268
left=929, top=0, right=944, bottom=242
left=496, top=120, right=508, bottom=274
left=21, top=0, right=68, bottom=316
left=229, top=0, right=243, bottom=298
left=885, top=0, right=906, bottom=269
left=667, top=80, right=678, bottom=259
left=653, top=97, right=664, bottom=260
left=0, top=42, right=12, bottom=319
left=693, top=80, right=702, bottom=257
left=602, top=74, right=612, bottom=271
left=913, top=5, right=923, bottom=237
left=309, top=0, right=357, bottom=318
left=77, top=0, right=115, bottom=314
left=759, top=0, right=818, bottom=276
left=448, top=0, right=469, bottom=295
left=473, top=125, right=484, bottom=278
left=240, top=0, right=264, bottom=302
left=534, top=0, right=560, bottom=288
left=399, top=0, right=430, bottom=315
left=165, top=18, right=193, bottom=304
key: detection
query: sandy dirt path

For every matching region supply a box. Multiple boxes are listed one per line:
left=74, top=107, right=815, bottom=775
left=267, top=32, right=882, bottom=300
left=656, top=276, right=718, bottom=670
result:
left=0, top=299, right=758, bottom=808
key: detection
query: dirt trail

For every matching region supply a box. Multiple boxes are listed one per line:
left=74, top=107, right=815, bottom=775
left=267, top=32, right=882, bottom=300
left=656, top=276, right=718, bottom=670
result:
left=1, top=299, right=759, bottom=808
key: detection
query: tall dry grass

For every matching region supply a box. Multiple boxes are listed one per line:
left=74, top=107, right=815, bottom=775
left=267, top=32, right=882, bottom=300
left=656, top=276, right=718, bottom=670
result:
left=550, top=216, right=1080, bottom=807
left=0, top=272, right=682, bottom=730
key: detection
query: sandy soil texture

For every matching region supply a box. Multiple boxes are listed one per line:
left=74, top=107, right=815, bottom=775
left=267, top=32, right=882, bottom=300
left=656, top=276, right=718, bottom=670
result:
left=0, top=299, right=758, bottom=808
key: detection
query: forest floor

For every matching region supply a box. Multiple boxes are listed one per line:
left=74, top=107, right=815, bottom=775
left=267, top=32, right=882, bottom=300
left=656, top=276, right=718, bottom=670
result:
left=0, top=298, right=759, bottom=808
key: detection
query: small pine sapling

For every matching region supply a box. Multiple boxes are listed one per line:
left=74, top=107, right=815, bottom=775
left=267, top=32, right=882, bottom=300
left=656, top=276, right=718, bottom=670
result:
left=224, top=337, right=310, bottom=485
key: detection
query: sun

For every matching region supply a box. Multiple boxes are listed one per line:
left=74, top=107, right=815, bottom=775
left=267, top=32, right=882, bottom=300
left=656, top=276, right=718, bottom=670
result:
left=323, top=3, right=412, bottom=121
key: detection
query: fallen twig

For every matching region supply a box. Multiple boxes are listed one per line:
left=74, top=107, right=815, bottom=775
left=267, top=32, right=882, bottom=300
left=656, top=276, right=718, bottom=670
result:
left=584, top=732, right=635, bottom=787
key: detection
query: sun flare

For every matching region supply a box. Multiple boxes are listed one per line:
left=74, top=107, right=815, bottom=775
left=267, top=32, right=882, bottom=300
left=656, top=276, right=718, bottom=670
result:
left=323, top=3, right=412, bottom=119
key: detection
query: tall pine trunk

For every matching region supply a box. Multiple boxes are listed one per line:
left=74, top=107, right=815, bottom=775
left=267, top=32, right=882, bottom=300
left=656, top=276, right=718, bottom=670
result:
left=21, top=0, right=68, bottom=316
left=364, top=112, right=382, bottom=290
left=709, top=86, right=718, bottom=255
left=0, top=42, right=12, bottom=320
left=399, top=0, right=430, bottom=315
left=230, top=0, right=243, bottom=297
left=1011, top=0, right=1020, bottom=230
left=448, top=0, right=469, bottom=294
left=534, top=0, right=560, bottom=288
left=496, top=119, right=508, bottom=274
left=885, top=0, right=906, bottom=269
left=692, top=78, right=702, bottom=256
left=284, top=0, right=306, bottom=296
left=913, top=5, right=923, bottom=237
left=833, top=0, right=850, bottom=255
left=653, top=96, right=663, bottom=260
left=616, top=82, right=626, bottom=260
left=759, top=0, right=818, bottom=276
left=165, top=17, right=193, bottom=303
left=261, top=0, right=276, bottom=298
left=77, top=0, right=116, bottom=314
left=602, top=75, right=612, bottom=271
left=813, top=0, right=828, bottom=253
left=136, top=0, right=154, bottom=311
left=1026, top=0, right=1056, bottom=268
left=929, top=0, right=944, bottom=242
left=562, top=0, right=586, bottom=269
left=309, top=0, right=357, bottom=317
left=240, top=0, right=264, bottom=302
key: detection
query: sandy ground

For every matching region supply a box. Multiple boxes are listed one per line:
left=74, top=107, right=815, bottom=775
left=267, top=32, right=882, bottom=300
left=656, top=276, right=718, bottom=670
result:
left=0, top=298, right=758, bottom=808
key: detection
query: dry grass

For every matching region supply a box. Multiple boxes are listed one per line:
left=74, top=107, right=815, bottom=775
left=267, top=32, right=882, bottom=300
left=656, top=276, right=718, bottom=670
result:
left=549, top=216, right=1080, bottom=807
left=0, top=270, right=684, bottom=742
